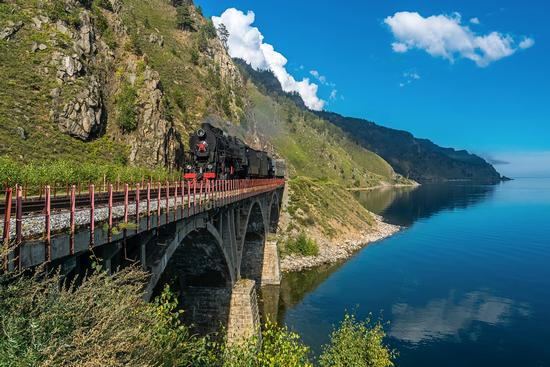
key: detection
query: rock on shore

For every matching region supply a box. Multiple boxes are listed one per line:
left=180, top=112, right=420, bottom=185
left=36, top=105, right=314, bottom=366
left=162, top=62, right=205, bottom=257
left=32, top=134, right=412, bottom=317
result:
left=280, top=216, right=400, bottom=273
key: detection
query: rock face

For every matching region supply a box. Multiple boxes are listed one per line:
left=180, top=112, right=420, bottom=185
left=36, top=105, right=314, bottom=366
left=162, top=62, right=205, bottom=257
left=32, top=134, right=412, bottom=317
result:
left=75, top=11, right=95, bottom=56
left=0, top=21, right=24, bottom=40
left=58, top=77, right=103, bottom=140
left=148, top=32, right=164, bottom=47
left=48, top=10, right=106, bottom=141
left=127, top=64, right=184, bottom=167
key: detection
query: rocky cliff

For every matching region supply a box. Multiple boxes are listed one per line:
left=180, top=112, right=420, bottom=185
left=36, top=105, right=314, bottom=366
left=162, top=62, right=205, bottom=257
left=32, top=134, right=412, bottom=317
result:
left=0, top=0, right=245, bottom=167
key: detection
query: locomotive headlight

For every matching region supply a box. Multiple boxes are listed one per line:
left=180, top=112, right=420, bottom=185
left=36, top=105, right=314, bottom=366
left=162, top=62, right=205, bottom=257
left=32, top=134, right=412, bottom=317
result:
left=197, top=129, right=206, bottom=138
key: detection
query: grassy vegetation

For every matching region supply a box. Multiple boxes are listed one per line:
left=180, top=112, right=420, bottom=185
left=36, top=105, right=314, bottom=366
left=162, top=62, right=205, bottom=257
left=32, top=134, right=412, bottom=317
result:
left=283, top=232, right=320, bottom=257
left=246, top=83, right=395, bottom=187
left=115, top=82, right=138, bottom=132
left=0, top=264, right=396, bottom=367
left=286, top=177, right=375, bottom=238
left=0, top=156, right=179, bottom=190
left=119, top=0, right=247, bottom=136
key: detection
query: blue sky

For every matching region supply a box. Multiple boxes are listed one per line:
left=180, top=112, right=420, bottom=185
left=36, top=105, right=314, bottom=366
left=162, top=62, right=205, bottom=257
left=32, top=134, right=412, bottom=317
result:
left=198, top=0, right=550, bottom=177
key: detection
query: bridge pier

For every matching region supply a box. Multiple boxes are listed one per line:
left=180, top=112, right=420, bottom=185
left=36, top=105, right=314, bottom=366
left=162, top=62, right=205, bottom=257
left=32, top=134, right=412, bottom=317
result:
left=260, top=239, right=281, bottom=286
left=180, top=286, right=232, bottom=335
left=227, top=279, right=261, bottom=345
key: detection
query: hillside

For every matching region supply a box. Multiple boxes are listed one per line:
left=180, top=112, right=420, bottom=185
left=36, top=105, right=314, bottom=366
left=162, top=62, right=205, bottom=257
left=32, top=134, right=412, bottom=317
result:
left=233, top=56, right=502, bottom=184
left=0, top=0, right=411, bottom=246
left=0, top=0, right=245, bottom=167
left=316, top=111, right=503, bottom=183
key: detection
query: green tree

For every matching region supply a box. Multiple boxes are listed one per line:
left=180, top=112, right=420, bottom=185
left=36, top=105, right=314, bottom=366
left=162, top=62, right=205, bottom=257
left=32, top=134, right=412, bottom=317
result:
left=116, top=83, right=138, bottom=133
left=217, top=22, right=230, bottom=49
left=176, top=5, right=194, bottom=31
left=319, top=313, right=397, bottom=367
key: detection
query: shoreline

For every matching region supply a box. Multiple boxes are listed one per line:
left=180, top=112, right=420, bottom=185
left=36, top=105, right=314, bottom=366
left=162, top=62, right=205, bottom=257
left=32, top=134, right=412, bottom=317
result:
left=346, top=182, right=419, bottom=191
left=280, top=215, right=401, bottom=273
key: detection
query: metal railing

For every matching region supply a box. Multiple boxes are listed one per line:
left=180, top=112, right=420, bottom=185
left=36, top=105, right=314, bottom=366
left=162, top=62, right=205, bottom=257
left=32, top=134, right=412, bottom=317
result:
left=1, top=178, right=285, bottom=271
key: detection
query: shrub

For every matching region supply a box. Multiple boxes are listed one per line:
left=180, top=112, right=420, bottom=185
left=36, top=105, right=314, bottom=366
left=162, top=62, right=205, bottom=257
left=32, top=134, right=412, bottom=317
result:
left=190, top=47, right=200, bottom=65
left=319, top=313, right=397, bottom=367
left=116, top=82, right=138, bottom=132
left=284, top=233, right=320, bottom=257
left=176, top=5, right=194, bottom=31
left=0, top=266, right=214, bottom=367
left=203, top=19, right=218, bottom=39
left=0, top=267, right=396, bottom=367
left=93, top=0, right=113, bottom=12
left=220, top=321, right=313, bottom=367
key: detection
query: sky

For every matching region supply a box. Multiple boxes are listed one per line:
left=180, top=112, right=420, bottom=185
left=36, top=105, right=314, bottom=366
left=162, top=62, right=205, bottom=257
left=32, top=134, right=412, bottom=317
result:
left=197, top=0, right=550, bottom=178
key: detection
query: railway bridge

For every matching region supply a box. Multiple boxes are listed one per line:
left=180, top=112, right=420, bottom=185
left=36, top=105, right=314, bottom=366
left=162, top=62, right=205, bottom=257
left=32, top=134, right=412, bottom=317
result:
left=1, top=179, right=285, bottom=343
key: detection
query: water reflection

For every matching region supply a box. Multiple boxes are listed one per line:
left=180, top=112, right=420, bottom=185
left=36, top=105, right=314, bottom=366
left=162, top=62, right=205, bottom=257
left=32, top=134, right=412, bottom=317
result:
left=390, top=290, right=531, bottom=344
left=354, top=183, right=498, bottom=226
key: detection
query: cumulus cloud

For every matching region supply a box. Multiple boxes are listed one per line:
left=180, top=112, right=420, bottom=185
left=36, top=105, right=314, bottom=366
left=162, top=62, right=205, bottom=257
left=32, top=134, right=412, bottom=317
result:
left=212, top=8, right=325, bottom=110
left=329, top=89, right=338, bottom=100
left=519, top=37, right=535, bottom=49
left=390, top=290, right=530, bottom=344
left=470, top=17, right=480, bottom=25
left=384, top=12, right=534, bottom=67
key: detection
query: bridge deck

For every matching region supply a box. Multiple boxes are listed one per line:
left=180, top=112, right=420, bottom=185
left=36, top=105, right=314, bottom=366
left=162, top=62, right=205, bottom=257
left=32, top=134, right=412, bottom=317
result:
left=1, top=179, right=284, bottom=271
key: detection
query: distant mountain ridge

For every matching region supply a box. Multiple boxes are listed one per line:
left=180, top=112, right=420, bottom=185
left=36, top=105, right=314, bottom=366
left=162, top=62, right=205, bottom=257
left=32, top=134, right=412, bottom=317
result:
left=316, top=111, right=503, bottom=183
left=237, top=59, right=503, bottom=183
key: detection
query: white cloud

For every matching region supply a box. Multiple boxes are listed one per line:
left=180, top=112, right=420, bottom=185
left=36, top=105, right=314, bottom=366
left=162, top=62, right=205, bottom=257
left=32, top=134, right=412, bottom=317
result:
left=390, top=290, right=530, bottom=344
left=212, top=8, right=325, bottom=110
left=329, top=89, right=338, bottom=100
left=470, top=17, right=480, bottom=25
left=384, top=11, right=534, bottom=67
left=310, top=69, right=329, bottom=84
left=392, top=42, right=409, bottom=53
left=519, top=37, right=535, bottom=49
left=400, top=72, right=421, bottom=87
left=404, top=72, right=421, bottom=80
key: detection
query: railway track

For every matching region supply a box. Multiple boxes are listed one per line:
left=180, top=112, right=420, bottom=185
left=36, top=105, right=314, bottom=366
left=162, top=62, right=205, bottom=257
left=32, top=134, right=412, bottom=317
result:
left=0, top=187, right=183, bottom=216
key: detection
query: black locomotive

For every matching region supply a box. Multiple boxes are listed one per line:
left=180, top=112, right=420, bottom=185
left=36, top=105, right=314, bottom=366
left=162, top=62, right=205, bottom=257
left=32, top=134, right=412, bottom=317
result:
left=184, top=123, right=285, bottom=180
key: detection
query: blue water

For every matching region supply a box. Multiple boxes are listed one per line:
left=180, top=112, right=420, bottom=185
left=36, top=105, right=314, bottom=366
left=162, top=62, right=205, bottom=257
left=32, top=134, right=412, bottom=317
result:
left=279, top=179, right=550, bottom=366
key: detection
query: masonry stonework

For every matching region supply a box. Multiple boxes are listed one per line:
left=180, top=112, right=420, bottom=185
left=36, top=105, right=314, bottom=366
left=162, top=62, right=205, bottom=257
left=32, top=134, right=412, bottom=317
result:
left=227, top=279, right=261, bottom=345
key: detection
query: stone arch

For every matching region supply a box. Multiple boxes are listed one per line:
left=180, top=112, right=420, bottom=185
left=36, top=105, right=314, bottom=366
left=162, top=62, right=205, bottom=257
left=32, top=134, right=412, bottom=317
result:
left=151, top=224, right=234, bottom=334
left=144, top=221, right=234, bottom=300
left=239, top=201, right=267, bottom=283
left=268, top=191, right=281, bottom=234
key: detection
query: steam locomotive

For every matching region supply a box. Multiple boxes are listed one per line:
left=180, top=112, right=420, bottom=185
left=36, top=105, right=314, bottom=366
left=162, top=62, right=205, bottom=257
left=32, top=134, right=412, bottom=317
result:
left=183, top=123, right=285, bottom=180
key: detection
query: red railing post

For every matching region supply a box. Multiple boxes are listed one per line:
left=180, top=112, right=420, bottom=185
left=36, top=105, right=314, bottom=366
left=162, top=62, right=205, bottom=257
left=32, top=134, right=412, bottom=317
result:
left=89, top=184, right=95, bottom=246
left=199, top=180, right=203, bottom=208
left=135, top=183, right=140, bottom=226
left=165, top=181, right=170, bottom=221
left=70, top=185, right=75, bottom=255
left=3, top=188, right=13, bottom=271
left=107, top=184, right=113, bottom=230
left=174, top=181, right=178, bottom=211
left=15, top=185, right=22, bottom=269
left=146, top=182, right=151, bottom=212
left=192, top=180, right=197, bottom=213
left=45, top=185, right=51, bottom=262
left=206, top=179, right=211, bottom=208
left=157, top=182, right=161, bottom=226
left=124, top=184, right=129, bottom=223
left=180, top=181, right=184, bottom=214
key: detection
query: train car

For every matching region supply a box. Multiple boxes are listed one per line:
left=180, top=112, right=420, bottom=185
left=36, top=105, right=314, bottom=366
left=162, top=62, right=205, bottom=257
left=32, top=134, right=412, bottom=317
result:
left=271, top=159, right=286, bottom=178
left=184, top=123, right=248, bottom=180
left=185, top=122, right=285, bottom=180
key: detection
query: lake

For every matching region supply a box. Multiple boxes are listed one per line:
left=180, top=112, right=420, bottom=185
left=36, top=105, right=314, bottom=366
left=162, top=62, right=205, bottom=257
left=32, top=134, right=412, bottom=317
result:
left=276, top=179, right=550, bottom=366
